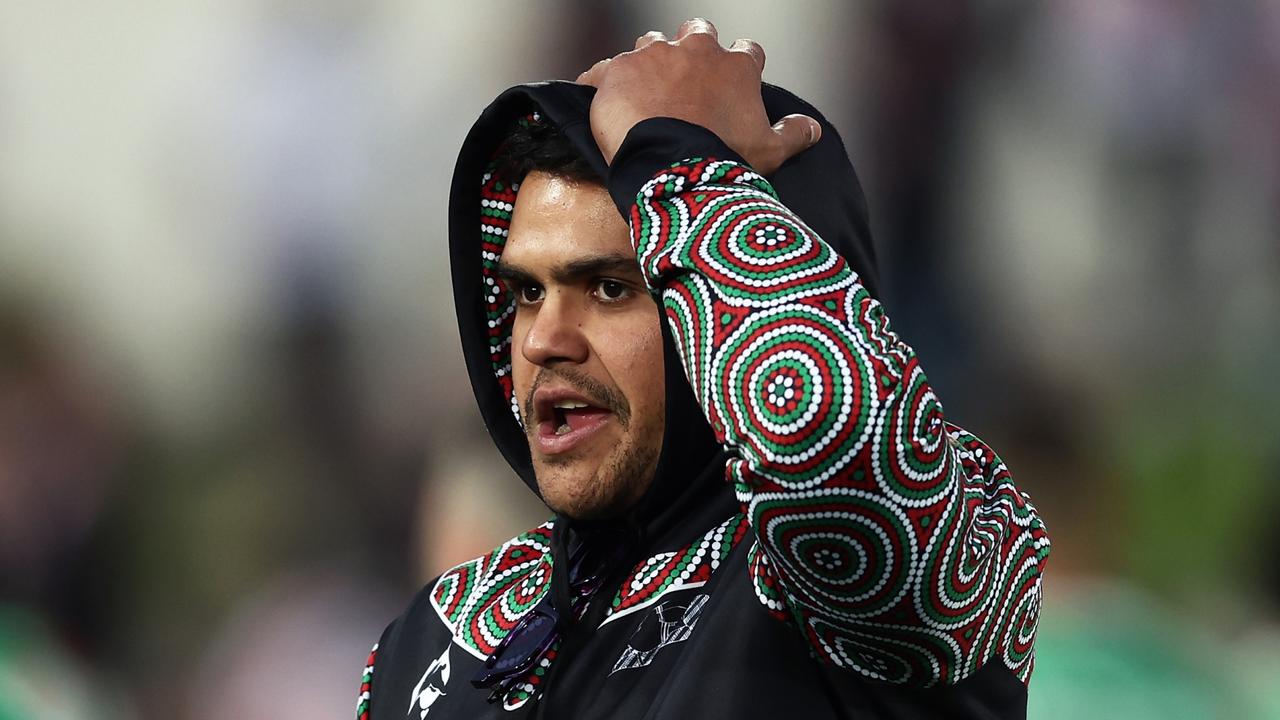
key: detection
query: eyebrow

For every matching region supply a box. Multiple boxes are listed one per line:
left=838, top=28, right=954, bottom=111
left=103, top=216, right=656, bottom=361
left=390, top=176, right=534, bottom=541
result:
left=495, top=253, right=643, bottom=286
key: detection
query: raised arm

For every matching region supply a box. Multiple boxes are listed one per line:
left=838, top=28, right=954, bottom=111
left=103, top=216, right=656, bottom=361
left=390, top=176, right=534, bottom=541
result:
left=581, top=19, right=1049, bottom=686
left=626, top=137, right=1047, bottom=684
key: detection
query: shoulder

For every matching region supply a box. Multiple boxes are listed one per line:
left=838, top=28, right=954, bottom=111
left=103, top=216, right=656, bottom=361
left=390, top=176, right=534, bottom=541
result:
left=360, top=522, right=554, bottom=717
left=426, top=521, right=555, bottom=659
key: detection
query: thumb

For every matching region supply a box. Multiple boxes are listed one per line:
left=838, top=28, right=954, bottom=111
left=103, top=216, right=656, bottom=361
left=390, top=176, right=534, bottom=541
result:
left=769, top=114, right=822, bottom=167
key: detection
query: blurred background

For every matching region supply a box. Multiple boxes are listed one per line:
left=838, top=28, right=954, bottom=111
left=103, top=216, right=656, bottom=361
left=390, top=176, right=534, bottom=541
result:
left=1, top=0, right=1277, bottom=718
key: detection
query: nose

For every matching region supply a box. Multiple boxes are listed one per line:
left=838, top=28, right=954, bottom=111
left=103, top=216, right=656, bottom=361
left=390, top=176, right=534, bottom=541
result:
left=520, top=289, right=589, bottom=367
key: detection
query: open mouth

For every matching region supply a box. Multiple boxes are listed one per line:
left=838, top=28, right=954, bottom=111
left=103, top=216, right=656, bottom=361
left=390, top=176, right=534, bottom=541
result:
left=532, top=390, right=613, bottom=455
left=549, top=400, right=607, bottom=435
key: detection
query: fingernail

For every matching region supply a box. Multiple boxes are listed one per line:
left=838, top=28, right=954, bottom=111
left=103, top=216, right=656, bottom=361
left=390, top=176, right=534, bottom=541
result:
left=807, top=120, right=819, bottom=145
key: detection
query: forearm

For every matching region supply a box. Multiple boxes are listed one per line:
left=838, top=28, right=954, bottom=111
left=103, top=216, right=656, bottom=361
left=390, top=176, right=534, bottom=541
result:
left=610, top=119, right=1049, bottom=685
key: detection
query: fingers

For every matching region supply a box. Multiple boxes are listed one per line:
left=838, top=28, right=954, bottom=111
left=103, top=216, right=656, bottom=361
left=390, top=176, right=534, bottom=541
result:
left=587, top=30, right=665, bottom=85
left=634, top=30, right=667, bottom=50
left=728, top=38, right=765, bottom=71
left=674, top=17, right=718, bottom=43
left=768, top=114, right=823, bottom=170
left=576, top=57, right=611, bottom=86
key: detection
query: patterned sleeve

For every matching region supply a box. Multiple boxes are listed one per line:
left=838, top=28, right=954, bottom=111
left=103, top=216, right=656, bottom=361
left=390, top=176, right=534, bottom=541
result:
left=628, top=156, right=1050, bottom=686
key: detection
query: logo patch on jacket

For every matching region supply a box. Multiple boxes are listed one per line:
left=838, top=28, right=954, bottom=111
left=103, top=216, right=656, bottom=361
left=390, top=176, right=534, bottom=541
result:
left=408, top=644, right=451, bottom=717
left=611, top=594, right=709, bottom=675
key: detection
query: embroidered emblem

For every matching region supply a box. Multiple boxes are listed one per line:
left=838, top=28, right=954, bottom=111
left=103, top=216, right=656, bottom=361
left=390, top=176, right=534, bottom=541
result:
left=407, top=644, right=451, bottom=718
left=610, top=594, right=710, bottom=675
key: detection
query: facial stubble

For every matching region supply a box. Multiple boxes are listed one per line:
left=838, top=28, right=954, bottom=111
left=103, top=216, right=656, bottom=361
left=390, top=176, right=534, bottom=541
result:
left=523, top=366, right=663, bottom=519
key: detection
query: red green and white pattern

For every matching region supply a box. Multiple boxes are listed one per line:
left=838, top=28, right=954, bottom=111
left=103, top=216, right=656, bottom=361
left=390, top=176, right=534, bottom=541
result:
left=472, top=145, right=1048, bottom=685
left=427, top=524, right=556, bottom=711
left=430, top=523, right=555, bottom=661
left=479, top=114, right=539, bottom=424
left=500, top=644, right=560, bottom=711
left=631, top=157, right=1050, bottom=685
left=479, top=166, right=520, bottom=423
left=602, top=512, right=751, bottom=625
left=422, top=515, right=754, bottom=711
left=356, top=643, right=377, bottom=720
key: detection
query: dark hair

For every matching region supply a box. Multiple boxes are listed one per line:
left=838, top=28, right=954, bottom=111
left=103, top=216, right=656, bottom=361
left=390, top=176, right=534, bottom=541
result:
left=490, top=119, right=600, bottom=185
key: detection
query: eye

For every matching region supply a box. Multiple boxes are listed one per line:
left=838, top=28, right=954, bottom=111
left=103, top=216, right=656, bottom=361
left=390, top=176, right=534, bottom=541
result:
left=514, top=283, right=544, bottom=305
left=594, top=279, right=631, bottom=303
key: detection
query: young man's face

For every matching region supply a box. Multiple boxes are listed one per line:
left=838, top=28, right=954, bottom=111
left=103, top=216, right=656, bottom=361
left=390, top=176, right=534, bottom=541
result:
left=500, top=171, right=666, bottom=519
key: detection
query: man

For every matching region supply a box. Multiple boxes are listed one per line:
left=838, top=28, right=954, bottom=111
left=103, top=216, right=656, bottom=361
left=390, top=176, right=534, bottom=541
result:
left=358, top=19, right=1049, bottom=719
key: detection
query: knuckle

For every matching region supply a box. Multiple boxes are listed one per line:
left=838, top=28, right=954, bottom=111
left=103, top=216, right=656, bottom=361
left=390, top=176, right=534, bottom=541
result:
left=734, top=39, right=764, bottom=61
left=729, top=48, right=759, bottom=68
left=691, top=17, right=718, bottom=33
left=682, top=31, right=718, bottom=47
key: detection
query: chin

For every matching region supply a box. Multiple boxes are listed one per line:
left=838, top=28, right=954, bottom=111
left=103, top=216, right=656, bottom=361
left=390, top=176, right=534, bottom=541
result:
left=535, top=465, right=633, bottom=520
left=533, top=445, right=658, bottom=520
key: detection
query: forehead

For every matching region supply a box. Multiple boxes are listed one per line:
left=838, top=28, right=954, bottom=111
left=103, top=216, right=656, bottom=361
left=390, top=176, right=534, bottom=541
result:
left=503, top=171, right=631, bottom=266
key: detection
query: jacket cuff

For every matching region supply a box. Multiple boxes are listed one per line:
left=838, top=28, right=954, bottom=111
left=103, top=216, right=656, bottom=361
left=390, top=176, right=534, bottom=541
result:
left=606, top=117, right=748, bottom=216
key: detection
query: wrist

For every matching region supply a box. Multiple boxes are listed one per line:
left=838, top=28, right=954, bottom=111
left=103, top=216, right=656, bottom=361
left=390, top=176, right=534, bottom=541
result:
left=605, top=117, right=747, bottom=216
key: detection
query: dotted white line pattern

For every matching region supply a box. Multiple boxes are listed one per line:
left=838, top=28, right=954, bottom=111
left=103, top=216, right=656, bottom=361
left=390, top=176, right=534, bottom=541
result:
left=630, top=157, right=1050, bottom=686
left=466, top=132, right=1049, bottom=690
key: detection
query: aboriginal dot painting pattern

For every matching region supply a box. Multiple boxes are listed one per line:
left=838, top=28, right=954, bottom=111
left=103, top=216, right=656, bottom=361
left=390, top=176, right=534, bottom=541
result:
left=478, top=114, right=541, bottom=425
left=430, top=523, right=556, bottom=662
left=604, top=513, right=751, bottom=622
left=423, top=516, right=753, bottom=711
left=430, top=522, right=555, bottom=711
left=630, top=158, right=1050, bottom=686
left=355, top=643, right=376, bottom=720
left=501, top=645, right=560, bottom=711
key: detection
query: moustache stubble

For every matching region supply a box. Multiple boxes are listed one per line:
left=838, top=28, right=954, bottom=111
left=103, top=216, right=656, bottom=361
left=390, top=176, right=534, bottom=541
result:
left=522, top=366, right=632, bottom=430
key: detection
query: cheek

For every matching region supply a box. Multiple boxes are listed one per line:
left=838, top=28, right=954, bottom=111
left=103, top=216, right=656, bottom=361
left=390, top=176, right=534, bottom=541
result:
left=607, top=314, right=666, bottom=422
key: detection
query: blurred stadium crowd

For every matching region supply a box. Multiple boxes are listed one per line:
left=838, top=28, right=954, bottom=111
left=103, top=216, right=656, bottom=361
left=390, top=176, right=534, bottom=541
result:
left=1, top=1, right=1277, bottom=718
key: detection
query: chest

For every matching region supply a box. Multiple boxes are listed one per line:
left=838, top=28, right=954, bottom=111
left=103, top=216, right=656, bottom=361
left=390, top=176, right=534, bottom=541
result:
left=376, top=546, right=843, bottom=720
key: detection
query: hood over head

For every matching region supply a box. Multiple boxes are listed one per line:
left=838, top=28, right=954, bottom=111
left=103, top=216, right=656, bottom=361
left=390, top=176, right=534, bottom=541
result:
left=448, top=80, right=879, bottom=547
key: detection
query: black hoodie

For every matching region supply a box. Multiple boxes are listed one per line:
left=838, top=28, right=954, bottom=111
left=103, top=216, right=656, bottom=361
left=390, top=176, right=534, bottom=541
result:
left=357, top=81, right=1049, bottom=719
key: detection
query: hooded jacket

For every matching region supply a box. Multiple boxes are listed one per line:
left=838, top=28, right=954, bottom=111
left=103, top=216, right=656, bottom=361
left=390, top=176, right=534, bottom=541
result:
left=357, top=81, right=1049, bottom=719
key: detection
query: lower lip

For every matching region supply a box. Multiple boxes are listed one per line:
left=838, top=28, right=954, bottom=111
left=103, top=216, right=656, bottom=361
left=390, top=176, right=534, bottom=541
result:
left=535, top=412, right=612, bottom=456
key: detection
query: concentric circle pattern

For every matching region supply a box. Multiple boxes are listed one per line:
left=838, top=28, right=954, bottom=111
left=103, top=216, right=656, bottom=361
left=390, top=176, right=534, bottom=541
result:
left=635, top=158, right=1050, bottom=686
left=744, top=481, right=916, bottom=618
left=715, top=305, right=872, bottom=488
left=467, top=137, right=1049, bottom=689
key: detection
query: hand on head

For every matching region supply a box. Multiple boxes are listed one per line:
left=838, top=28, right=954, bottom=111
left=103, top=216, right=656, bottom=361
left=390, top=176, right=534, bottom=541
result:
left=576, top=18, right=822, bottom=175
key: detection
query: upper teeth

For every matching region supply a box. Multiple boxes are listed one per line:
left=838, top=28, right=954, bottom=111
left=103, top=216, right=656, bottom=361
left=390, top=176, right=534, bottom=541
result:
left=553, top=401, right=589, bottom=409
